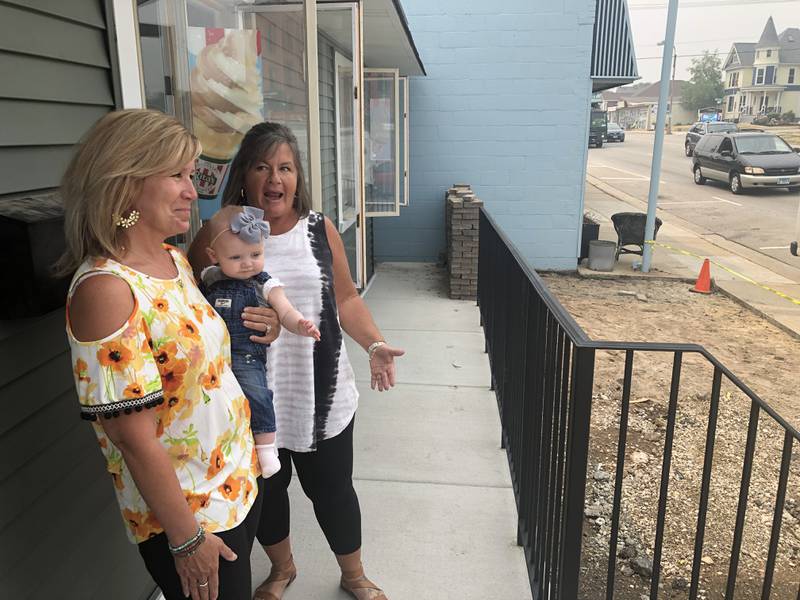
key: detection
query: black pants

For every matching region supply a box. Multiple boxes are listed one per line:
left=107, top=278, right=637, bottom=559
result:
left=138, top=478, right=264, bottom=600
left=256, top=417, right=361, bottom=555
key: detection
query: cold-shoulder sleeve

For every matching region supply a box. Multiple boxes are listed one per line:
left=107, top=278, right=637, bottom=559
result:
left=69, top=311, right=164, bottom=421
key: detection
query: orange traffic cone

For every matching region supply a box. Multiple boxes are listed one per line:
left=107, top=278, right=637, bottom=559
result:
left=690, top=258, right=712, bottom=294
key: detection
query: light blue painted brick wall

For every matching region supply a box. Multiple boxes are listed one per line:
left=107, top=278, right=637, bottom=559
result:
left=374, top=0, right=596, bottom=270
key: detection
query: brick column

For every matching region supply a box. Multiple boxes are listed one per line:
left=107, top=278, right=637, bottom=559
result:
left=446, top=184, right=482, bottom=300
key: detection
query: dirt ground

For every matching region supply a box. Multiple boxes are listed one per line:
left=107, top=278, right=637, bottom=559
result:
left=539, top=274, right=800, bottom=600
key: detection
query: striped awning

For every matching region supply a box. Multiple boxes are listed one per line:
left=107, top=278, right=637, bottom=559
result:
left=591, top=0, right=639, bottom=92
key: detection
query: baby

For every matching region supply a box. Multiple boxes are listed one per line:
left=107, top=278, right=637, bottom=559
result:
left=200, top=205, right=320, bottom=478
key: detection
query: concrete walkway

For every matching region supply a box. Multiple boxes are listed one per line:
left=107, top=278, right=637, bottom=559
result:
left=249, top=263, right=531, bottom=599
left=585, top=176, right=800, bottom=339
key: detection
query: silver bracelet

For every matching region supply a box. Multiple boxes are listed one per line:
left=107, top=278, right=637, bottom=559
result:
left=367, top=341, right=386, bottom=361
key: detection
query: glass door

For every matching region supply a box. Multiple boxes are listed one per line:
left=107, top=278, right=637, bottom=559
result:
left=238, top=3, right=311, bottom=175
left=318, top=2, right=363, bottom=286
left=137, top=0, right=317, bottom=222
left=137, top=0, right=199, bottom=245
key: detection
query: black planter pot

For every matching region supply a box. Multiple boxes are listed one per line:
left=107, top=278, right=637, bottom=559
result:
left=580, top=221, right=600, bottom=260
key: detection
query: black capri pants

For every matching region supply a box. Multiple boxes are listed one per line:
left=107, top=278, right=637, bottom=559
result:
left=256, top=417, right=361, bottom=555
left=138, top=477, right=264, bottom=600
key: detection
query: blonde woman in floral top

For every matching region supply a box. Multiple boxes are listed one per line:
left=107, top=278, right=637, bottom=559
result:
left=62, top=110, right=265, bottom=600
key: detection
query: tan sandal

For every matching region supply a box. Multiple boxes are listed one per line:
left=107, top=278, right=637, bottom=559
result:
left=253, top=555, right=297, bottom=600
left=340, top=567, right=388, bottom=600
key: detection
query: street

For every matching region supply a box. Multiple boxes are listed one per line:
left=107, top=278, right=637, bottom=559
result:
left=587, top=131, right=800, bottom=267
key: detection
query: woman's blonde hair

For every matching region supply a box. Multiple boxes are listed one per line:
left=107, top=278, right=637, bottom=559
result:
left=58, top=109, right=201, bottom=275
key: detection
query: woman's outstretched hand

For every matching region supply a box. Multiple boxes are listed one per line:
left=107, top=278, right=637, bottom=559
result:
left=369, top=344, right=405, bottom=391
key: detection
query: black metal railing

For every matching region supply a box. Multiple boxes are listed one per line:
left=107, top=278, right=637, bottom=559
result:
left=477, top=208, right=800, bottom=600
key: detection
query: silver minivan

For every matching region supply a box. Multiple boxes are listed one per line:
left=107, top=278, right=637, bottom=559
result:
left=692, top=132, right=800, bottom=194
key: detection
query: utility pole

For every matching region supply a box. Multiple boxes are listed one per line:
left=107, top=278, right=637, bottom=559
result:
left=668, top=49, right=676, bottom=135
left=658, top=41, right=677, bottom=135
left=642, top=0, right=679, bottom=273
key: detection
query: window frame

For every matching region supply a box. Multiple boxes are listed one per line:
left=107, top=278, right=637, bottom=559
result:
left=363, top=68, right=401, bottom=218
left=756, top=68, right=764, bottom=85
left=399, top=75, right=409, bottom=207
left=333, top=50, right=360, bottom=233
left=789, top=68, right=796, bottom=85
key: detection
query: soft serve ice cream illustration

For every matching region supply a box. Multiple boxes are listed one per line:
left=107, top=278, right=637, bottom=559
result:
left=189, top=28, right=263, bottom=199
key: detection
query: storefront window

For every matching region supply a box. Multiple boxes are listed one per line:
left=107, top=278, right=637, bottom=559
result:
left=138, top=1, right=310, bottom=220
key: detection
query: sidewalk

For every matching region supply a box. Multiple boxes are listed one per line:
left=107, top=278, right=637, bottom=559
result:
left=249, top=263, right=531, bottom=598
left=585, top=175, right=800, bottom=339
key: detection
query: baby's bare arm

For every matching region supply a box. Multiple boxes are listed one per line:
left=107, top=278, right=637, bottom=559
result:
left=266, top=287, right=320, bottom=340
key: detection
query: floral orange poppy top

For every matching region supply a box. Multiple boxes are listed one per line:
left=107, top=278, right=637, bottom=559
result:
left=66, top=245, right=258, bottom=543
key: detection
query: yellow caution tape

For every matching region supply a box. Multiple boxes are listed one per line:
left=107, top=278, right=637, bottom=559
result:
left=644, top=240, right=800, bottom=307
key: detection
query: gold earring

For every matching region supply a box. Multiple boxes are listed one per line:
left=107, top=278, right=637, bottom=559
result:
left=115, top=210, right=140, bottom=229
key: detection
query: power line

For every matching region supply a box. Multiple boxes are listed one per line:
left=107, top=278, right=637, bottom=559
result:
left=639, top=37, right=751, bottom=47
left=629, top=0, right=799, bottom=10
left=638, top=47, right=794, bottom=60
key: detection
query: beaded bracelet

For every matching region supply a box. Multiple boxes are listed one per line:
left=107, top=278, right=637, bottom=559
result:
left=172, top=530, right=205, bottom=558
left=169, top=526, right=205, bottom=556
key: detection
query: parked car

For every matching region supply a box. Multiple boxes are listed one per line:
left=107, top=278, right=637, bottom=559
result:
left=684, top=121, right=737, bottom=156
left=605, top=122, right=625, bottom=143
left=691, top=132, right=800, bottom=194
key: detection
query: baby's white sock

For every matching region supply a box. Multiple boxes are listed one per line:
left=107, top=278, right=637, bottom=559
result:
left=255, top=443, right=281, bottom=478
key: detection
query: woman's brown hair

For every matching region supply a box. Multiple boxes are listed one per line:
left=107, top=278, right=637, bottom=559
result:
left=221, top=122, right=311, bottom=217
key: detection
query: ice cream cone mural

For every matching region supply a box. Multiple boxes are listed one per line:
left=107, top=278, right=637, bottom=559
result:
left=188, top=28, right=263, bottom=202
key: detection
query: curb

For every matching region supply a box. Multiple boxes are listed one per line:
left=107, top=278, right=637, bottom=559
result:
left=586, top=174, right=711, bottom=238
left=574, top=265, right=695, bottom=284
left=714, top=282, right=800, bottom=342
left=586, top=175, right=800, bottom=281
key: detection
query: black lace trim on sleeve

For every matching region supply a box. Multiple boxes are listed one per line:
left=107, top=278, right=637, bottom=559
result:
left=79, top=391, right=164, bottom=421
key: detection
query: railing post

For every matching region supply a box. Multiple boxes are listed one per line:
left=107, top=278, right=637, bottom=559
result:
left=559, top=345, right=595, bottom=599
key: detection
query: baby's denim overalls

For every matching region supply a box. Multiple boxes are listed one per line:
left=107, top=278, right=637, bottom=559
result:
left=201, top=268, right=275, bottom=434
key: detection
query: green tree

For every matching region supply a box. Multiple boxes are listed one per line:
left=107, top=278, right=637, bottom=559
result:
left=680, top=50, right=724, bottom=114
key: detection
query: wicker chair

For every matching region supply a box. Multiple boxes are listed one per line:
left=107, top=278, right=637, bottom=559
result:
left=610, top=212, right=663, bottom=260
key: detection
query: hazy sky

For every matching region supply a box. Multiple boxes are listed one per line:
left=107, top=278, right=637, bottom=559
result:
left=628, top=0, right=800, bottom=84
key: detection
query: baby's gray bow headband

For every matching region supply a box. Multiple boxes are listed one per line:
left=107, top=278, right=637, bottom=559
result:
left=230, top=206, right=270, bottom=244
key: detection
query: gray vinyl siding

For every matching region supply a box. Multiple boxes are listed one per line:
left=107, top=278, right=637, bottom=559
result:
left=0, top=1, right=117, bottom=196
left=318, top=33, right=338, bottom=222
left=0, top=1, right=153, bottom=598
